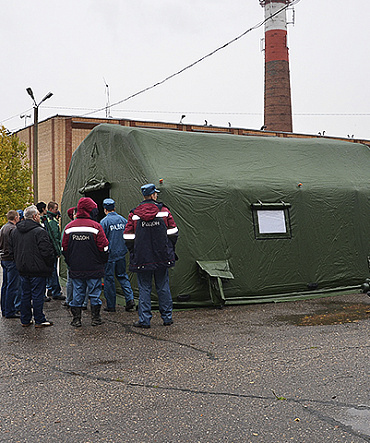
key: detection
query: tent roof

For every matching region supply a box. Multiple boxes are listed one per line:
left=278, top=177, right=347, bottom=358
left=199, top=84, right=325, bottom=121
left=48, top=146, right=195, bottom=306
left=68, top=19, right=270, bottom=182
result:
left=91, top=124, right=370, bottom=189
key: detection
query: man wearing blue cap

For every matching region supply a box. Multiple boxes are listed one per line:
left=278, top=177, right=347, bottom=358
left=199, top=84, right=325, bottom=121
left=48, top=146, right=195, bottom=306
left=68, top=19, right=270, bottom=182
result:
left=100, top=198, right=135, bottom=312
left=123, top=183, right=178, bottom=328
left=16, top=209, right=24, bottom=221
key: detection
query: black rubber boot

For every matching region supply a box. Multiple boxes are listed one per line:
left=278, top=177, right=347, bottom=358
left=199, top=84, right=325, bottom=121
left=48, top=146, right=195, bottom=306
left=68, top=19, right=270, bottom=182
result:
left=70, top=307, right=82, bottom=327
left=91, top=305, right=103, bottom=326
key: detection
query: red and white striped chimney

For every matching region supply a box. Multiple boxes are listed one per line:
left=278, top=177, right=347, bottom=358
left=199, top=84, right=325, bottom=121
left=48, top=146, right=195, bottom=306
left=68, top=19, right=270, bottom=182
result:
left=260, top=0, right=293, bottom=132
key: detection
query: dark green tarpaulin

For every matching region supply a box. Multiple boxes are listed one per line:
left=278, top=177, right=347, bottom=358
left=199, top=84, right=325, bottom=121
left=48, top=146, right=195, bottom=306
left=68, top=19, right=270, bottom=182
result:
left=61, top=124, right=370, bottom=306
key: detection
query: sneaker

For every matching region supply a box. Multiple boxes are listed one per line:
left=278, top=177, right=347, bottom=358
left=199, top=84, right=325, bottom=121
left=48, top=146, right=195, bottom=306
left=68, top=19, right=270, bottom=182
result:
left=61, top=301, right=70, bottom=308
left=125, top=299, right=135, bottom=312
left=52, top=294, right=66, bottom=301
left=35, top=321, right=54, bottom=328
left=44, top=296, right=51, bottom=302
left=163, top=320, right=174, bottom=326
left=22, top=321, right=33, bottom=327
left=133, top=321, right=150, bottom=329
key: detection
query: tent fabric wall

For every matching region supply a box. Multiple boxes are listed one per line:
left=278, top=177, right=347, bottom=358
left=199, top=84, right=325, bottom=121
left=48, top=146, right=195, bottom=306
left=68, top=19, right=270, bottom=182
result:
left=61, top=124, right=370, bottom=306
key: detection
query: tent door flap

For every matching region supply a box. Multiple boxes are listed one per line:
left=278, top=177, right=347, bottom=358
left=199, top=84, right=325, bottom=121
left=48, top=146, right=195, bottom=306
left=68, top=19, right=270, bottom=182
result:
left=196, top=260, right=234, bottom=306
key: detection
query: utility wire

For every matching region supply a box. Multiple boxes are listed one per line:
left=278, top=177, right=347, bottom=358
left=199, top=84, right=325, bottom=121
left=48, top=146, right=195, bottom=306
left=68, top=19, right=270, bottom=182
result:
left=1, top=107, right=33, bottom=124
left=82, top=0, right=302, bottom=117
left=11, top=105, right=370, bottom=118
left=109, top=109, right=370, bottom=117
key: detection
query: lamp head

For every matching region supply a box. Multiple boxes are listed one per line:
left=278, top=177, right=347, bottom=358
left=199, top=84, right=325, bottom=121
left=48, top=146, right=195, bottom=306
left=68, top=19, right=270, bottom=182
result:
left=40, top=92, right=53, bottom=105
left=26, top=87, right=35, bottom=101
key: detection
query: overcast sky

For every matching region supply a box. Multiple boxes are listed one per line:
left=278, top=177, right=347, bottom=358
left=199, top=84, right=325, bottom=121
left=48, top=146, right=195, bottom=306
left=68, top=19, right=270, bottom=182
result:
left=1, top=0, right=369, bottom=140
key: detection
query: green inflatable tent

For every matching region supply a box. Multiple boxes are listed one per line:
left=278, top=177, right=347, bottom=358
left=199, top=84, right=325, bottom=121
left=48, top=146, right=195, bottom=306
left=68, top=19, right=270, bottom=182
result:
left=61, top=124, right=370, bottom=306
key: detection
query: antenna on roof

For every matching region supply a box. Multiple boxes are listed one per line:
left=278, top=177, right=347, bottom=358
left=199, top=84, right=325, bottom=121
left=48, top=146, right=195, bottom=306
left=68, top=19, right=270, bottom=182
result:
left=103, top=78, right=112, bottom=118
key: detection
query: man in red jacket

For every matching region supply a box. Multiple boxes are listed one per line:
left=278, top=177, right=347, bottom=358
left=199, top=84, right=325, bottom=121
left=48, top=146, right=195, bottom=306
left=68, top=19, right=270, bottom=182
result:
left=62, top=197, right=109, bottom=327
left=124, top=184, right=178, bottom=328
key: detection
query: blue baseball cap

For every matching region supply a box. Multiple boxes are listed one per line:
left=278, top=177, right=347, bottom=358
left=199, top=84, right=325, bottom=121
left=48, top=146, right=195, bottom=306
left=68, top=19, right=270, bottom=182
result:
left=103, top=198, right=115, bottom=210
left=141, top=183, right=160, bottom=196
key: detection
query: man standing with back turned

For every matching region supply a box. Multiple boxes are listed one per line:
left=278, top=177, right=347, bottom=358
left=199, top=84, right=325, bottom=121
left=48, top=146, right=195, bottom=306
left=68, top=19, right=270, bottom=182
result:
left=100, top=198, right=135, bottom=312
left=123, top=184, right=178, bottom=328
left=62, top=197, right=109, bottom=327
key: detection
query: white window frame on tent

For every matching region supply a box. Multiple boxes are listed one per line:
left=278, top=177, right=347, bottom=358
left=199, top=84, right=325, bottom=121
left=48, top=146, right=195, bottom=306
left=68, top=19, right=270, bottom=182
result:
left=251, top=202, right=292, bottom=240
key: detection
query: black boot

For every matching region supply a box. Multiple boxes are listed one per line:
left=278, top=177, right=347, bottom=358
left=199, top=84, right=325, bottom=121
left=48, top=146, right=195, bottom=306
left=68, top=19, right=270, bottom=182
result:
left=125, top=299, right=135, bottom=312
left=91, top=305, right=103, bottom=326
left=70, top=307, right=82, bottom=327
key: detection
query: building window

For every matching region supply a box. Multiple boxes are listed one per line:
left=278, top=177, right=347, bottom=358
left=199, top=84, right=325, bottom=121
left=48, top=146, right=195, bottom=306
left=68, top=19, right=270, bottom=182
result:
left=251, top=202, right=292, bottom=240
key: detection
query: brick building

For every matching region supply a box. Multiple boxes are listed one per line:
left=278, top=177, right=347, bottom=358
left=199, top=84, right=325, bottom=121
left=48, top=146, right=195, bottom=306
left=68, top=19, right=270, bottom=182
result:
left=16, top=115, right=370, bottom=206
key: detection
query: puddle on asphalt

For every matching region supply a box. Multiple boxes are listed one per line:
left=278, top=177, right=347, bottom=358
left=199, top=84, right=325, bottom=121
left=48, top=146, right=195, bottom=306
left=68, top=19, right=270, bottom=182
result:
left=276, top=303, right=370, bottom=326
left=337, top=407, right=370, bottom=436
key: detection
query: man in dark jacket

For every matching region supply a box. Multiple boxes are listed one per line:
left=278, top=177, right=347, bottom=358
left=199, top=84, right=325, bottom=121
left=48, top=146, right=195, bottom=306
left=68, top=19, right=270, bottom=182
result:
left=10, top=205, right=55, bottom=327
left=0, top=210, right=20, bottom=318
left=123, top=183, right=179, bottom=328
left=36, top=201, right=53, bottom=302
left=45, top=201, right=65, bottom=300
left=62, top=197, right=109, bottom=327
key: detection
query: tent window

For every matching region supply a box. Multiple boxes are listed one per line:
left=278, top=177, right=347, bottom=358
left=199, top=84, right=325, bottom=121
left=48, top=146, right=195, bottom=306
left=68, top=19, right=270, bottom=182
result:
left=251, top=202, right=292, bottom=240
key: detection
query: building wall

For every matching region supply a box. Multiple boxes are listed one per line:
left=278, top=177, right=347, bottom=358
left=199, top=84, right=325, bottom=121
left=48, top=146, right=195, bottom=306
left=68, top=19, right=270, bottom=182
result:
left=16, top=115, right=370, bottom=208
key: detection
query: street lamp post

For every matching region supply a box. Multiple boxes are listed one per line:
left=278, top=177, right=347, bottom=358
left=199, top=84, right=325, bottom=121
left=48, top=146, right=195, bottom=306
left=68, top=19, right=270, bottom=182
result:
left=26, top=88, right=53, bottom=203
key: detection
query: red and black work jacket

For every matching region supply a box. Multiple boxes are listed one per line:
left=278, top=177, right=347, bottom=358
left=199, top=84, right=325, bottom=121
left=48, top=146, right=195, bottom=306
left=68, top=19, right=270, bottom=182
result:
left=123, top=199, right=178, bottom=273
left=62, top=198, right=109, bottom=279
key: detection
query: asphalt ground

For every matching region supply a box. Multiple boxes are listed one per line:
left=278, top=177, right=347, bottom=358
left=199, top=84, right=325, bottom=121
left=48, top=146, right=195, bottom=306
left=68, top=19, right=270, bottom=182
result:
left=0, top=275, right=369, bottom=442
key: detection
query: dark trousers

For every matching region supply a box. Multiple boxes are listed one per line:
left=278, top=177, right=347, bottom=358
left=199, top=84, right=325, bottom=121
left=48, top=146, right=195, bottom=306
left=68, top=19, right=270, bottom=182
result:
left=104, top=258, right=134, bottom=308
left=137, top=268, right=173, bottom=325
left=46, top=259, right=62, bottom=298
left=20, top=276, right=47, bottom=325
left=1, top=260, right=20, bottom=317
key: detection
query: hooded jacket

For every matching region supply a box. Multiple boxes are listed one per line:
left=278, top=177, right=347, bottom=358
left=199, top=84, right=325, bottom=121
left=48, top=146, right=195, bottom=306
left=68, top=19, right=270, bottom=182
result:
left=123, top=199, right=178, bottom=272
left=67, top=207, right=76, bottom=221
left=62, top=197, right=109, bottom=279
left=10, top=219, right=55, bottom=277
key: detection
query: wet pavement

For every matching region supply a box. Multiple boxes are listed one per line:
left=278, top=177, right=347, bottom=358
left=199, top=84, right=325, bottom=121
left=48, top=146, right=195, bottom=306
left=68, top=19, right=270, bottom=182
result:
left=0, top=278, right=369, bottom=442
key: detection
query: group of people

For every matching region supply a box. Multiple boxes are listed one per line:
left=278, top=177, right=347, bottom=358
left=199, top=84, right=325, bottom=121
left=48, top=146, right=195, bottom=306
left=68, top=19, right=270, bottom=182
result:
left=0, top=183, right=179, bottom=329
left=0, top=205, right=56, bottom=327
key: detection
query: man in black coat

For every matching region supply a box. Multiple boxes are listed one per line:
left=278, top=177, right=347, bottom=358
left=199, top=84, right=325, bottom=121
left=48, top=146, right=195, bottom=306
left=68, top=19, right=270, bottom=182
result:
left=10, top=205, right=55, bottom=327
